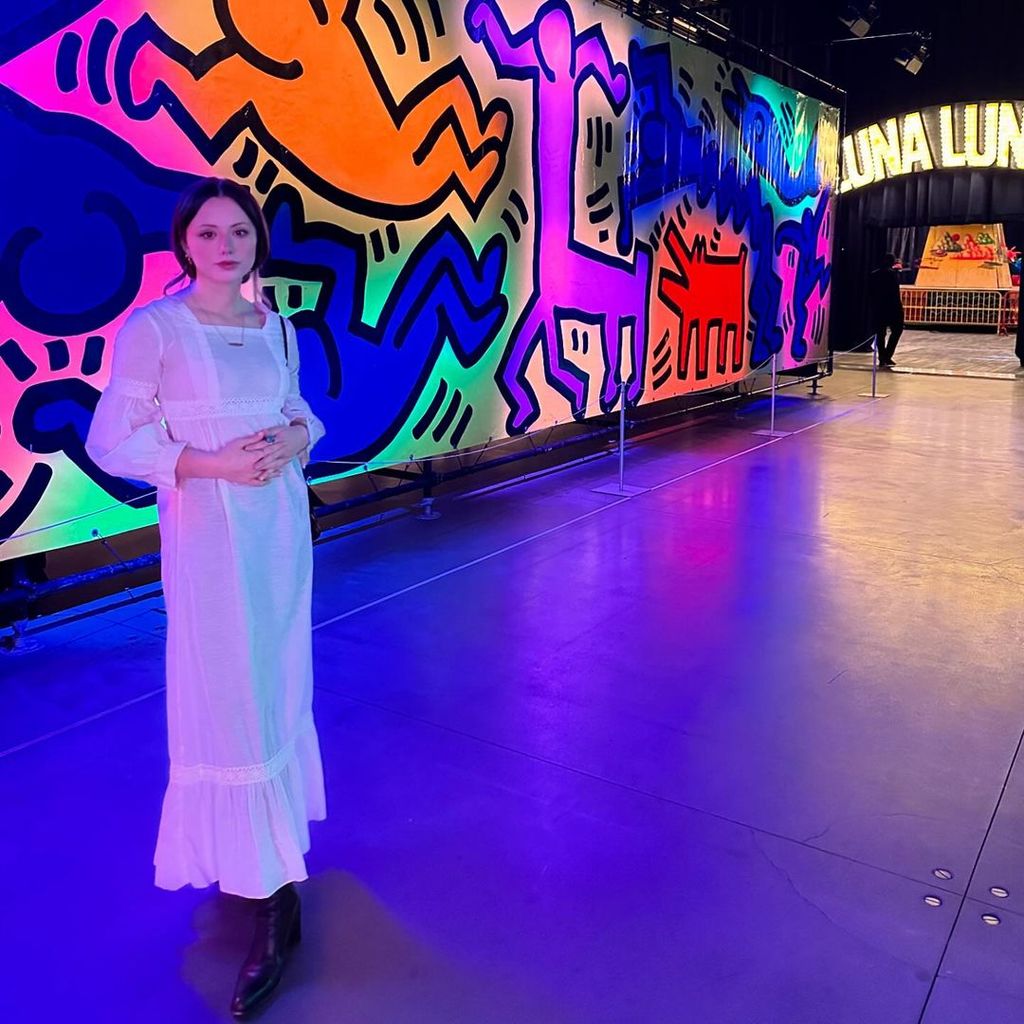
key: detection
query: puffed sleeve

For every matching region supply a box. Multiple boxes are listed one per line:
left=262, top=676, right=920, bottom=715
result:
left=280, top=316, right=326, bottom=459
left=85, top=307, right=188, bottom=490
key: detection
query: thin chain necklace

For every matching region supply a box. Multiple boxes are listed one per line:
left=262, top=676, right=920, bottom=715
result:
left=186, top=298, right=262, bottom=347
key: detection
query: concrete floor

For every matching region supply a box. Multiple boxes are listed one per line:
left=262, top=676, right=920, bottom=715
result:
left=2, top=368, right=1023, bottom=1023
left=836, top=329, right=1022, bottom=378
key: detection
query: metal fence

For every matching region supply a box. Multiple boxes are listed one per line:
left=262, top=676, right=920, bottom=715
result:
left=900, top=287, right=1019, bottom=333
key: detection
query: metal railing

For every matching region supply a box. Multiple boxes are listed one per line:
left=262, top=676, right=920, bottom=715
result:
left=900, top=286, right=1019, bottom=333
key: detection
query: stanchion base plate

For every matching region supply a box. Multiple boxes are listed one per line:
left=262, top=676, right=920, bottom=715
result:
left=413, top=499, right=441, bottom=521
left=857, top=392, right=890, bottom=398
left=0, top=637, right=43, bottom=656
left=752, top=429, right=793, bottom=437
left=593, top=483, right=649, bottom=496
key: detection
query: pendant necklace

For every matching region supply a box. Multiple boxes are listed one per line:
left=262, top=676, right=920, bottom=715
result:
left=187, top=299, right=256, bottom=347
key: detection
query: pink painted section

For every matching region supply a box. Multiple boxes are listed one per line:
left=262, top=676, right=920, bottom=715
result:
left=0, top=2, right=216, bottom=175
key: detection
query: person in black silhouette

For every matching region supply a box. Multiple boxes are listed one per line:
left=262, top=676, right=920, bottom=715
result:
left=868, top=253, right=905, bottom=367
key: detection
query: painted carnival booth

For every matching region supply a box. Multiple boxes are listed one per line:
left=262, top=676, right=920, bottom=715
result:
left=0, top=0, right=838, bottom=564
left=839, top=101, right=1024, bottom=340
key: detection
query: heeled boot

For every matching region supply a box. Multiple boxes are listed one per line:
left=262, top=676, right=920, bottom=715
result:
left=229, top=882, right=302, bottom=1019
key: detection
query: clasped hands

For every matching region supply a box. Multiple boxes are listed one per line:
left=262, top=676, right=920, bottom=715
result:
left=218, top=424, right=309, bottom=486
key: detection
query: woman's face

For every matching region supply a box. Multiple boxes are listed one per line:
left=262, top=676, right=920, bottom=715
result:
left=184, top=196, right=258, bottom=286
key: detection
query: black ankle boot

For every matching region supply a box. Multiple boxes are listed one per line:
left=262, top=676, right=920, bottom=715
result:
left=230, top=883, right=302, bottom=1019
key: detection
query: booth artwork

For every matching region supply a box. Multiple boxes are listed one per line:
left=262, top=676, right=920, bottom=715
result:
left=841, top=102, right=1024, bottom=193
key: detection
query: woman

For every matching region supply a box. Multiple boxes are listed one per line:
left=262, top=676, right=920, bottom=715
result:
left=85, top=177, right=326, bottom=1019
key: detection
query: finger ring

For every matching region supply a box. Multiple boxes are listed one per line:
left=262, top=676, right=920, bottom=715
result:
left=264, top=433, right=278, bottom=444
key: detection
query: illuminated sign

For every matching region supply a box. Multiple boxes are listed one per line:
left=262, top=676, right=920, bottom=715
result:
left=840, top=102, right=1024, bottom=193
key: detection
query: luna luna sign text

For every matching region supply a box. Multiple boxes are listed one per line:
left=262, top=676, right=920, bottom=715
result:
left=841, top=101, right=1024, bottom=193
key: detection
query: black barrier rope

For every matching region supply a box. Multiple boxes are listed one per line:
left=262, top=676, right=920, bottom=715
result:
left=0, top=349, right=796, bottom=548
left=833, top=332, right=881, bottom=357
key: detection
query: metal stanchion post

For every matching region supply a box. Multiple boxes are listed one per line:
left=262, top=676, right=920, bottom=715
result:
left=858, top=334, right=889, bottom=399
left=594, top=378, right=648, bottom=497
left=617, top=379, right=626, bottom=493
left=754, top=351, right=792, bottom=438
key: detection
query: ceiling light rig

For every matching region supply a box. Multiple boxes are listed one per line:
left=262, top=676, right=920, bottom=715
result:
left=830, top=26, right=932, bottom=77
left=838, top=2, right=880, bottom=38
left=894, top=33, right=931, bottom=76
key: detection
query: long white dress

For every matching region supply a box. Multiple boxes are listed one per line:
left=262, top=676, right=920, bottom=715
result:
left=85, top=293, right=327, bottom=899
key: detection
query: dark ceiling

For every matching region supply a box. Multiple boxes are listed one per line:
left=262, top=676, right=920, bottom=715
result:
left=700, top=0, right=1023, bottom=129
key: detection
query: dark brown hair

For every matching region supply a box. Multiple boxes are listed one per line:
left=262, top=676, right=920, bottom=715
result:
left=165, top=177, right=271, bottom=293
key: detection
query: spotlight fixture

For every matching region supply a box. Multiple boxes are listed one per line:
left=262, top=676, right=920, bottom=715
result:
left=894, top=32, right=930, bottom=75
left=838, top=2, right=879, bottom=38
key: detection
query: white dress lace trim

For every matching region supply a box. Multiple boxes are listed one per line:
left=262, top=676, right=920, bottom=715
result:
left=161, top=396, right=284, bottom=420
left=169, top=715, right=315, bottom=786
left=105, top=375, right=159, bottom=401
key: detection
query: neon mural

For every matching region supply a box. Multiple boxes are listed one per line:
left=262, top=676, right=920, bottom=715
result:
left=0, top=0, right=838, bottom=561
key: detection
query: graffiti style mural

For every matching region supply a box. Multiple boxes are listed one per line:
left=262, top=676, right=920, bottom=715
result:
left=0, top=0, right=838, bottom=560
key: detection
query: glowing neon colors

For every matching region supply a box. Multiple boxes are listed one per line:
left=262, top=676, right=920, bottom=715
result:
left=0, top=1, right=837, bottom=560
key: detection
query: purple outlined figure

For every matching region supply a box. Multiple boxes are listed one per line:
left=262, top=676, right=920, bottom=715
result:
left=466, top=0, right=652, bottom=434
